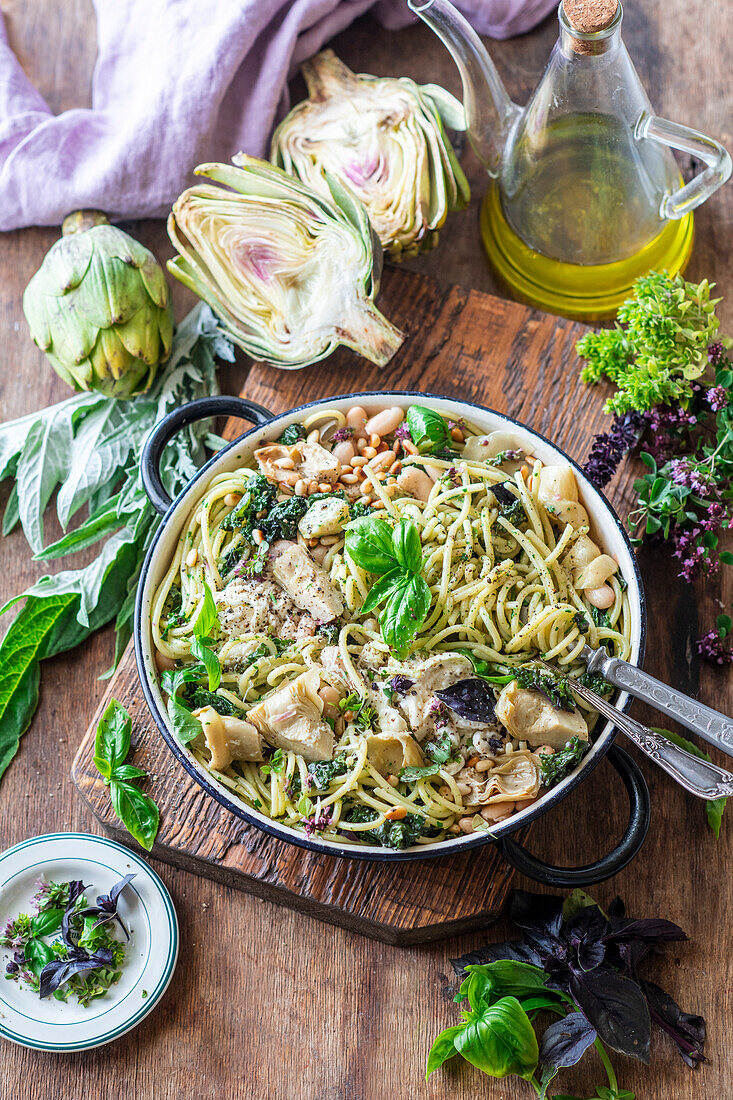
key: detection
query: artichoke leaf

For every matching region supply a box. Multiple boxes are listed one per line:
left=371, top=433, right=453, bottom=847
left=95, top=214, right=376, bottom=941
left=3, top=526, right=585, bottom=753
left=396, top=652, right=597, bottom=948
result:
left=420, top=84, right=467, bottom=132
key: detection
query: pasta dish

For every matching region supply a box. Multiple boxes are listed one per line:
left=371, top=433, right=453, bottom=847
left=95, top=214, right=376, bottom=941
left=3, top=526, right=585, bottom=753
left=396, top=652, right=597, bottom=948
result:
left=151, top=400, right=631, bottom=849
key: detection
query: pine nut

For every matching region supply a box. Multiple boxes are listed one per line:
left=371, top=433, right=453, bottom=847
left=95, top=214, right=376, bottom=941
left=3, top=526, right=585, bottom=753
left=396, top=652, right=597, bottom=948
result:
left=450, top=427, right=464, bottom=442
left=439, top=785, right=451, bottom=797
left=448, top=824, right=462, bottom=835
left=307, top=480, right=318, bottom=494
left=320, top=534, right=339, bottom=546
left=402, top=439, right=418, bottom=455
left=274, top=457, right=295, bottom=469
left=223, top=493, right=241, bottom=507
left=185, top=548, right=198, bottom=567
left=369, top=433, right=382, bottom=448
left=372, top=499, right=386, bottom=509
left=383, top=483, right=397, bottom=498
left=362, top=446, right=377, bottom=460
left=389, top=462, right=402, bottom=475
left=356, top=437, right=368, bottom=453
left=307, top=429, right=321, bottom=443
left=341, top=473, right=359, bottom=485
left=393, top=440, right=402, bottom=456
left=280, top=484, right=295, bottom=496
left=307, top=537, right=319, bottom=548
left=475, top=758, right=493, bottom=772
left=252, top=529, right=265, bottom=546
left=355, top=468, right=366, bottom=480
left=294, top=479, right=308, bottom=496
left=387, top=774, right=399, bottom=788
left=358, top=494, right=372, bottom=506
left=466, top=755, right=480, bottom=768
left=318, top=481, right=332, bottom=493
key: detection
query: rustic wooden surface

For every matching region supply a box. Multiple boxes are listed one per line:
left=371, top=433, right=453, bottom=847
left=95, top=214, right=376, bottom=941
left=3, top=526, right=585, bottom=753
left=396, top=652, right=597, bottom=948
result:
left=1, top=0, right=732, bottom=1096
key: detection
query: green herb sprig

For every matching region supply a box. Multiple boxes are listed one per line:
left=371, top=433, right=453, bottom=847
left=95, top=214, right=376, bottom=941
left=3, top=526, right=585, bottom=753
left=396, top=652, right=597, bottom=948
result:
left=345, top=515, right=431, bottom=653
left=93, top=699, right=160, bottom=850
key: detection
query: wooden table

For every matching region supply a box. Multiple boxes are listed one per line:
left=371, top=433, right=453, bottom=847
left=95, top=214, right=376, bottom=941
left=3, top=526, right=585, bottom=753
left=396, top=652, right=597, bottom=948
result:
left=1, top=1, right=732, bottom=1096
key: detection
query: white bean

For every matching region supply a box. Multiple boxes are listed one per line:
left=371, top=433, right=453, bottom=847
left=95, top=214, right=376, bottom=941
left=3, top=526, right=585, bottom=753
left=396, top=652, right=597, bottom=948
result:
left=365, top=406, right=405, bottom=437
left=346, top=406, right=368, bottom=435
left=397, top=466, right=434, bottom=502
left=587, top=584, right=615, bottom=609
left=481, top=802, right=515, bottom=822
left=332, top=440, right=356, bottom=464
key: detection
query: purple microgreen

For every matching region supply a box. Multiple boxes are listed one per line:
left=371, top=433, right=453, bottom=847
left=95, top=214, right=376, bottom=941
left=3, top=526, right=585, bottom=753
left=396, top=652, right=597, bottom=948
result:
left=39, top=946, right=115, bottom=999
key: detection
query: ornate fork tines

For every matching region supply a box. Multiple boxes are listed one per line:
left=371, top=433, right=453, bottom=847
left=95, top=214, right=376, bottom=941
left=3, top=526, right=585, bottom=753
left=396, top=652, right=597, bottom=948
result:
left=535, top=660, right=733, bottom=802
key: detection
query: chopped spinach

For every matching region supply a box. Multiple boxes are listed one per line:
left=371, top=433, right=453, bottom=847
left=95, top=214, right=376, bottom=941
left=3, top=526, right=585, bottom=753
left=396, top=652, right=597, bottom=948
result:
left=307, top=754, right=349, bottom=789
left=539, top=736, right=589, bottom=787
left=399, top=763, right=440, bottom=781
left=349, top=500, right=372, bottom=521
left=577, top=671, right=613, bottom=696
left=590, top=606, right=612, bottom=629
left=514, top=666, right=576, bottom=711
left=277, top=423, right=306, bottom=445
left=573, top=611, right=591, bottom=633
left=259, top=497, right=309, bottom=542
left=220, top=475, right=277, bottom=534
left=219, top=543, right=248, bottom=576
left=343, top=805, right=426, bottom=849
left=180, top=685, right=237, bottom=716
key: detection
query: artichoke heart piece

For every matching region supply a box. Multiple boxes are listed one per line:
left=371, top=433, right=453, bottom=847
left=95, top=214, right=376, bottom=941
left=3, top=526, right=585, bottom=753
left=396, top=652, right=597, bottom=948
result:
left=271, top=50, right=470, bottom=260
left=167, top=158, right=404, bottom=370
left=23, top=210, right=173, bottom=398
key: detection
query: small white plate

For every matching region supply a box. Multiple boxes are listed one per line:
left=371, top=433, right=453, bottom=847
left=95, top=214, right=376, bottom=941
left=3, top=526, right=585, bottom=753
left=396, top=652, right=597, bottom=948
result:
left=0, top=833, right=178, bottom=1052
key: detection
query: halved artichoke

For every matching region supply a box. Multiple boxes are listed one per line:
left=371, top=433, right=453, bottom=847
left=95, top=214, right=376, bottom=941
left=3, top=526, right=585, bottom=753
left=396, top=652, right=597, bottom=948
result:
left=271, top=51, right=470, bottom=261
left=167, top=158, right=404, bottom=370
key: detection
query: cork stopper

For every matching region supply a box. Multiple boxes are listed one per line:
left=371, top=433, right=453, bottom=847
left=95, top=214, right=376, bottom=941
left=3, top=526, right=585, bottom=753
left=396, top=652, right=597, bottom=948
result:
left=562, top=0, right=619, bottom=54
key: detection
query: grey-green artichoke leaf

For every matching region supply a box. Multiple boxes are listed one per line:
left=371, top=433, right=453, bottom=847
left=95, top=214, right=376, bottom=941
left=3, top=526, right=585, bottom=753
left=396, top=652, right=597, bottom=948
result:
left=270, top=50, right=470, bottom=261
left=22, top=211, right=174, bottom=399
left=166, top=157, right=404, bottom=371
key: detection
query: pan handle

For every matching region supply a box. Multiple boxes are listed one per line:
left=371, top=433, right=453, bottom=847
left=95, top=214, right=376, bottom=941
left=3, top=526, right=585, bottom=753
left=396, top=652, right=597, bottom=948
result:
left=496, top=746, right=650, bottom=887
left=141, top=396, right=274, bottom=515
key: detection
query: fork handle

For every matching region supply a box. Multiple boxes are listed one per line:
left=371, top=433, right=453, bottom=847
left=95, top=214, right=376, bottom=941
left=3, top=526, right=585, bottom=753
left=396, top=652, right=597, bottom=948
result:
left=586, top=649, right=733, bottom=758
left=576, top=680, right=733, bottom=800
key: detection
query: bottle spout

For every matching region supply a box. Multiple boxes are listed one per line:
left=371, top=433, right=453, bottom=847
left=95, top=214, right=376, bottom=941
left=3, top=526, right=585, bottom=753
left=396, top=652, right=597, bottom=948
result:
left=408, top=0, right=520, bottom=176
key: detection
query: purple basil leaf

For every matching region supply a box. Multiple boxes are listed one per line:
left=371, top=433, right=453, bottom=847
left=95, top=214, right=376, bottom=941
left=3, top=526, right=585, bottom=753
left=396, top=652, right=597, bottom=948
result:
left=510, top=891, right=564, bottom=941
left=39, top=946, right=113, bottom=999
left=435, top=679, right=496, bottom=724
left=604, top=917, right=687, bottom=945
left=491, top=482, right=516, bottom=506
left=641, top=978, right=706, bottom=1066
left=106, top=872, right=136, bottom=907
left=450, top=940, right=543, bottom=975
left=538, top=1011, right=597, bottom=1070
left=89, top=873, right=136, bottom=939
left=67, top=880, right=87, bottom=906
left=569, top=968, right=651, bottom=1063
left=576, top=938, right=606, bottom=972
left=608, top=895, right=625, bottom=919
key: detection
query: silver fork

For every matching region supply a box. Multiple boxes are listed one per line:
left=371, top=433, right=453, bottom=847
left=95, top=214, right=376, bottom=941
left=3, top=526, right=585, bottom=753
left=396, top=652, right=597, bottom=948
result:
left=536, top=659, right=733, bottom=802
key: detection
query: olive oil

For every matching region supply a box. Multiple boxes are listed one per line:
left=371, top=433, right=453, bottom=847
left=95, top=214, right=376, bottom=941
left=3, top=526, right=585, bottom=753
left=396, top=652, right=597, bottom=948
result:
left=481, top=113, right=694, bottom=320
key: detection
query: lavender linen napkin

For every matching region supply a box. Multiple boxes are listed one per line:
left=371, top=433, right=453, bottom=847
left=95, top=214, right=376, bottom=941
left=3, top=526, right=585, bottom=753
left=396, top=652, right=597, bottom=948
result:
left=0, top=0, right=555, bottom=231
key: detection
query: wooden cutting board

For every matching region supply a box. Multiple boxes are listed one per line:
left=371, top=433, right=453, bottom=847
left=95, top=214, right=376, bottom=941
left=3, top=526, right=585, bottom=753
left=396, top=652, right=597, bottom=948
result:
left=72, top=267, right=606, bottom=945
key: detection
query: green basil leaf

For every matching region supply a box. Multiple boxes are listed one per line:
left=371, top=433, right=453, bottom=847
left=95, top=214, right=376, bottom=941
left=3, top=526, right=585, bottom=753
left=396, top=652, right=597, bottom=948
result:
left=190, top=637, right=221, bottom=691
left=344, top=515, right=397, bottom=575
left=460, top=967, right=498, bottom=1014
left=466, top=961, right=550, bottom=1000
left=406, top=405, right=451, bottom=455
left=110, top=780, right=159, bottom=851
left=391, top=518, right=422, bottom=574
left=652, top=727, right=726, bottom=837
left=360, top=569, right=402, bottom=615
left=24, top=936, right=55, bottom=976
left=399, top=763, right=440, bottom=781
left=94, top=698, right=132, bottom=777
left=454, top=996, right=539, bottom=1080
left=194, top=581, right=219, bottom=640
left=111, top=763, right=149, bottom=782
left=30, top=907, right=64, bottom=938
left=425, top=1024, right=464, bottom=1079
left=160, top=663, right=206, bottom=700
left=380, top=574, right=432, bottom=651
left=167, top=697, right=204, bottom=745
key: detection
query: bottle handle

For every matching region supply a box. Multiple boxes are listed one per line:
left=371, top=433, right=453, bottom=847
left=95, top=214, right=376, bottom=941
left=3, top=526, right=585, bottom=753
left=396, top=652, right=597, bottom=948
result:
left=636, top=113, right=732, bottom=220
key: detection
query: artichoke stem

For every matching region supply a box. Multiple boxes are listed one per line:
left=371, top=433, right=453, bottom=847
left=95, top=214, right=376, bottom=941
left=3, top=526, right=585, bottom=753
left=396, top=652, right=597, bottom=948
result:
left=62, top=210, right=109, bottom=236
left=339, top=298, right=405, bottom=368
left=301, top=49, right=356, bottom=102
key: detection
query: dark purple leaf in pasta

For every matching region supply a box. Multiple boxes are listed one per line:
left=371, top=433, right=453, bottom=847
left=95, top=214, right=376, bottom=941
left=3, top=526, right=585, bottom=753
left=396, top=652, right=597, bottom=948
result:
left=491, top=481, right=517, bottom=506
left=435, top=679, right=495, bottom=724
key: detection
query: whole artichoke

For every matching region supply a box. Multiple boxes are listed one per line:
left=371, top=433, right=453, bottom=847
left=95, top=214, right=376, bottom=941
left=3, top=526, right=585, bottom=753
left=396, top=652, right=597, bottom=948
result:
left=167, top=157, right=404, bottom=370
left=271, top=51, right=470, bottom=261
left=23, top=211, right=173, bottom=398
